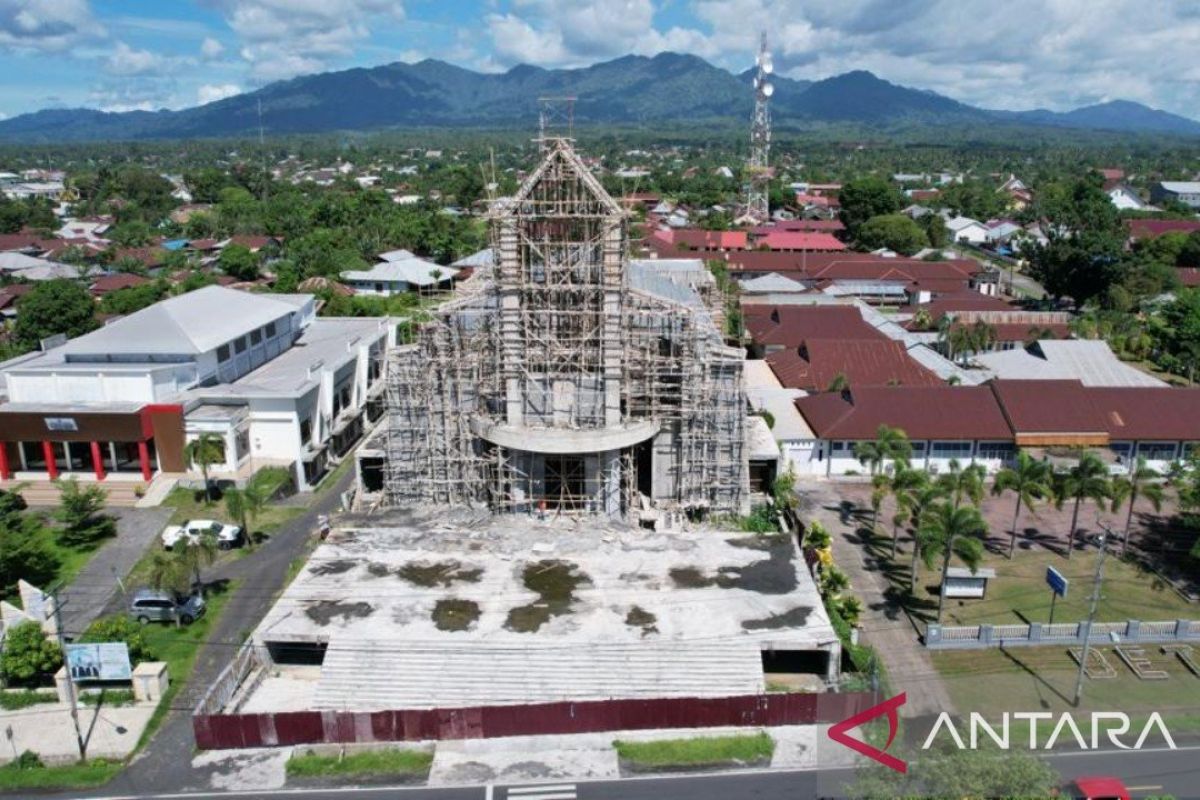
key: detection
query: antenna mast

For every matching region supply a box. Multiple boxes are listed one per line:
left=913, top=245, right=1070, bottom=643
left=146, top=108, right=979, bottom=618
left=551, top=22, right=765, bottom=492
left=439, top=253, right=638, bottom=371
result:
left=741, top=33, right=773, bottom=225
left=537, top=96, right=576, bottom=151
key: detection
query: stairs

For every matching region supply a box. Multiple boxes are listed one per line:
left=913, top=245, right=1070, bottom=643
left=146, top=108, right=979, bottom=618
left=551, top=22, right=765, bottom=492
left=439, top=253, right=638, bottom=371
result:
left=0, top=479, right=149, bottom=508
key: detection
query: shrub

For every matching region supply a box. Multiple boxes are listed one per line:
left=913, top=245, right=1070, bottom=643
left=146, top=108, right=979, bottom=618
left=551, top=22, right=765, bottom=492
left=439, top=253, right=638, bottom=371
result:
left=0, top=622, right=62, bottom=687
left=13, top=751, right=43, bottom=770
left=79, top=615, right=157, bottom=664
left=54, top=479, right=116, bottom=548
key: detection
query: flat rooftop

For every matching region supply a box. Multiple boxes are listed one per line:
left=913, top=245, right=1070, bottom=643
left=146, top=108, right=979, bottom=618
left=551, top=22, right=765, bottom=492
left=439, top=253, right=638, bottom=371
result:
left=249, top=508, right=837, bottom=711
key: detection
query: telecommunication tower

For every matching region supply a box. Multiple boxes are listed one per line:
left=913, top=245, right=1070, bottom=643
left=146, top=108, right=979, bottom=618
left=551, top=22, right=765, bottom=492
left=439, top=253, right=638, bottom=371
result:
left=741, top=33, right=774, bottom=225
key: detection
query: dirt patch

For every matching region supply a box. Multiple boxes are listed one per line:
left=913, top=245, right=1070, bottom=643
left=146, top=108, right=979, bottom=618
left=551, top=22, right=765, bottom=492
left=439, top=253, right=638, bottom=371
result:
left=398, top=560, right=483, bottom=587
left=625, top=606, right=659, bottom=636
left=304, top=600, right=374, bottom=625
left=432, top=598, right=481, bottom=631
left=669, top=540, right=797, bottom=595
left=505, top=560, right=590, bottom=633
left=308, top=559, right=356, bottom=576
left=742, top=606, right=812, bottom=630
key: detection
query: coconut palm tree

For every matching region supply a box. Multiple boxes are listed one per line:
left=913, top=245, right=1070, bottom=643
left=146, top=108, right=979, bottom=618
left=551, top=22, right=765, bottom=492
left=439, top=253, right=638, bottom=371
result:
left=855, top=425, right=912, bottom=532
left=882, top=466, right=926, bottom=558
left=992, top=450, right=1052, bottom=559
left=174, top=532, right=219, bottom=597
left=918, top=500, right=989, bottom=623
left=1054, top=451, right=1112, bottom=560
left=1109, top=457, right=1165, bottom=556
left=902, top=477, right=945, bottom=592
left=937, top=458, right=986, bottom=510
left=223, top=474, right=270, bottom=550
left=184, top=432, right=225, bottom=504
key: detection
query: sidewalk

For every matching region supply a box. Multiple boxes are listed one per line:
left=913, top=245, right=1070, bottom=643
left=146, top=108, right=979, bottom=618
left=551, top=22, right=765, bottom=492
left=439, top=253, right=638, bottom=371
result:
left=802, top=481, right=956, bottom=717
left=0, top=703, right=156, bottom=765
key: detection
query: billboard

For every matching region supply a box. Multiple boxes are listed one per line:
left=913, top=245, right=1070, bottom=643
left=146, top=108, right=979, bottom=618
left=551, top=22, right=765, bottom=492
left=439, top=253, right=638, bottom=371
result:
left=65, top=642, right=132, bottom=682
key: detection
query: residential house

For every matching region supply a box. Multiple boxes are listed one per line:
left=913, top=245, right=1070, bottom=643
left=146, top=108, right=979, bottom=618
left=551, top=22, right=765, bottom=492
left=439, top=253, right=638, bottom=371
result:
left=1150, top=182, right=1200, bottom=209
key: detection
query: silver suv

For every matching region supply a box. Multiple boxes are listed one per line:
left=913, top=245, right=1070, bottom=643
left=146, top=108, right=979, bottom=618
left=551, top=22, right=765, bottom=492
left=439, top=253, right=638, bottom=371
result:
left=128, top=589, right=206, bottom=625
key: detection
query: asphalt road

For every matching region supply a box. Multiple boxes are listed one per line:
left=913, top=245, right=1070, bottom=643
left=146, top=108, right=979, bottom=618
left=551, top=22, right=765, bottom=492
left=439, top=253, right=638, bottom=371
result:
left=72, top=745, right=1200, bottom=800
left=90, top=464, right=357, bottom=800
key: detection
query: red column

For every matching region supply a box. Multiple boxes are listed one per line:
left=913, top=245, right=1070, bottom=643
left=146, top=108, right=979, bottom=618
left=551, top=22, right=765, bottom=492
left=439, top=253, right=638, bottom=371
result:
left=90, top=441, right=106, bottom=481
left=43, top=441, right=58, bottom=480
left=0, top=444, right=11, bottom=481
left=137, top=441, right=152, bottom=481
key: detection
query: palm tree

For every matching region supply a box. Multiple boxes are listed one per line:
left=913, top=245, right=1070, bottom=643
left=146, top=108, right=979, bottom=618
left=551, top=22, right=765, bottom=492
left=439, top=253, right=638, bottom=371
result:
left=937, top=458, right=986, bottom=510
left=145, top=551, right=190, bottom=627
left=901, top=475, right=944, bottom=592
left=1055, top=450, right=1111, bottom=560
left=1109, top=458, right=1165, bottom=557
left=855, top=425, right=912, bottom=532
left=184, top=432, right=225, bottom=504
left=224, top=476, right=269, bottom=549
left=992, top=451, right=1052, bottom=559
left=883, top=466, right=926, bottom=558
left=918, top=501, right=989, bottom=623
left=174, top=532, right=219, bottom=596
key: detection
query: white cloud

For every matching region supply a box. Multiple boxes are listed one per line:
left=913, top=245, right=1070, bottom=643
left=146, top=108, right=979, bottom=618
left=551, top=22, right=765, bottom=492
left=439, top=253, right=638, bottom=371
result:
left=105, top=41, right=162, bottom=76
left=0, top=0, right=103, bottom=51
left=206, top=0, right=405, bottom=82
left=197, top=82, right=241, bottom=104
left=200, top=36, right=224, bottom=59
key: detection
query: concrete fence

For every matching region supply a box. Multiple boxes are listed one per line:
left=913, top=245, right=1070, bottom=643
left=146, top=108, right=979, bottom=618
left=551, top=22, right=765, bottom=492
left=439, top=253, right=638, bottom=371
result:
left=925, top=619, right=1200, bottom=650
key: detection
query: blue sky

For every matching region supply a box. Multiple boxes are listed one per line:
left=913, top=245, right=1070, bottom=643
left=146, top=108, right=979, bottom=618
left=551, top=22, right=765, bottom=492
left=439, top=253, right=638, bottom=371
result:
left=1, top=0, right=1198, bottom=120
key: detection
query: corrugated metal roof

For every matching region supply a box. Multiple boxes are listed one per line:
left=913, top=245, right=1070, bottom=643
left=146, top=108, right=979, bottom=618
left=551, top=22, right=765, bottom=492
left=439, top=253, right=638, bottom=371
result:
left=975, top=341, right=1167, bottom=388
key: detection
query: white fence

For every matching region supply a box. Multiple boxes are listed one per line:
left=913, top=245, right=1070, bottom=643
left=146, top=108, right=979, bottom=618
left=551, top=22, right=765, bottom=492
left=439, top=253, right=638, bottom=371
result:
left=926, top=619, right=1200, bottom=650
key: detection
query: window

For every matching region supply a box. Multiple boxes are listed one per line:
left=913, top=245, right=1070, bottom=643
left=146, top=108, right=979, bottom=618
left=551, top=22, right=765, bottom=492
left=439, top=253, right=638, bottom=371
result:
left=831, top=441, right=851, bottom=454
left=910, top=441, right=928, bottom=455
left=1109, top=442, right=1133, bottom=464
left=931, top=441, right=973, bottom=459
left=300, top=418, right=313, bottom=446
left=234, top=336, right=247, bottom=354
left=265, top=322, right=276, bottom=337
left=235, top=427, right=250, bottom=462
left=976, top=442, right=1015, bottom=461
left=250, top=329, right=262, bottom=345
left=1137, top=442, right=1178, bottom=462
left=217, top=344, right=230, bottom=362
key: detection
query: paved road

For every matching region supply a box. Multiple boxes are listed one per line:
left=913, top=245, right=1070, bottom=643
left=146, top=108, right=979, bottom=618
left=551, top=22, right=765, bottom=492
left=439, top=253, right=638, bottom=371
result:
left=91, top=466, right=356, bottom=800
left=73, top=745, right=1200, bottom=799
left=59, top=506, right=173, bottom=636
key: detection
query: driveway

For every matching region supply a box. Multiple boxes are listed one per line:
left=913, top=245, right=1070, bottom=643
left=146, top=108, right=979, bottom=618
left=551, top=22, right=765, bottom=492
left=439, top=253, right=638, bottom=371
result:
left=88, top=465, right=356, bottom=798
left=58, top=506, right=173, bottom=638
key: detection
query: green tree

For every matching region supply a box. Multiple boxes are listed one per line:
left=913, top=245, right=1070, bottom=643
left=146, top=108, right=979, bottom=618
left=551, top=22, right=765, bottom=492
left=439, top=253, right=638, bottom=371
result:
left=881, top=465, right=926, bottom=558
left=99, top=281, right=169, bottom=315
left=1028, top=174, right=1126, bottom=306
left=13, top=279, right=99, bottom=349
left=224, top=473, right=269, bottom=548
left=991, top=450, right=1052, bottom=559
left=920, top=212, right=948, bottom=249
left=902, top=478, right=944, bottom=592
left=79, top=615, right=157, bottom=663
left=0, top=621, right=62, bottom=687
left=0, top=510, right=60, bottom=599
left=1054, top=451, right=1112, bottom=560
left=174, top=534, right=219, bottom=597
left=218, top=243, right=260, bottom=281
left=184, top=433, right=225, bottom=503
left=856, top=213, right=929, bottom=255
left=854, top=425, right=912, bottom=531
left=107, top=220, right=153, bottom=247
left=1108, top=457, right=1165, bottom=557
left=53, top=478, right=115, bottom=548
left=838, top=176, right=903, bottom=237
left=918, top=500, right=988, bottom=623
left=936, top=459, right=986, bottom=510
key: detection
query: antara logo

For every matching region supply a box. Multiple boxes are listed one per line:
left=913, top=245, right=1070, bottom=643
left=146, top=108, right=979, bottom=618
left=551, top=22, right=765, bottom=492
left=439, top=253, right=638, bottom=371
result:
left=827, top=692, right=908, bottom=773
left=921, top=711, right=1177, bottom=752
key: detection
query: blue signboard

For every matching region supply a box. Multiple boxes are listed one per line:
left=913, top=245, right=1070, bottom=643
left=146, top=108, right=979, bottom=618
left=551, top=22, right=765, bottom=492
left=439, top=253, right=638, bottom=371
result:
left=1046, top=566, right=1069, bottom=598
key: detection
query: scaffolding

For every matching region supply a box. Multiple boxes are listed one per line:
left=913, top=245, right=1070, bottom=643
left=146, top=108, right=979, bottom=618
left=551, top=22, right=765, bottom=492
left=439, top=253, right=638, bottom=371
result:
left=382, top=138, right=748, bottom=518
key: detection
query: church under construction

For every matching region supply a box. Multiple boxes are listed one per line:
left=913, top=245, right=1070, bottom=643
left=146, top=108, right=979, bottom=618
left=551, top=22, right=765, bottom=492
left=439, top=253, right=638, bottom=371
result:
left=379, top=139, right=749, bottom=518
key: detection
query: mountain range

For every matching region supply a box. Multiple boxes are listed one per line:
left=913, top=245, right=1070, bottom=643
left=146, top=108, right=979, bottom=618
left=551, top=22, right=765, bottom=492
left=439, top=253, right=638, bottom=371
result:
left=2, top=52, right=1198, bottom=142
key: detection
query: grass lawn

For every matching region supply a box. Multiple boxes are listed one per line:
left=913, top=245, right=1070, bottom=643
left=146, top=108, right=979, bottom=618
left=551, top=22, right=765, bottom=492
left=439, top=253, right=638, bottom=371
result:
left=286, top=748, right=433, bottom=779
left=934, top=644, right=1200, bottom=734
left=160, top=485, right=304, bottom=541
left=0, top=760, right=122, bottom=792
left=135, top=579, right=237, bottom=749
left=613, top=732, right=775, bottom=768
left=863, top=530, right=1193, bottom=628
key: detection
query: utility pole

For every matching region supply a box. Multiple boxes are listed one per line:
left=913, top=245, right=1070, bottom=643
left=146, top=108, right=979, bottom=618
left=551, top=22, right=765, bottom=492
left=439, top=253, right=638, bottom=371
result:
left=1072, top=526, right=1111, bottom=707
left=46, top=586, right=87, bottom=761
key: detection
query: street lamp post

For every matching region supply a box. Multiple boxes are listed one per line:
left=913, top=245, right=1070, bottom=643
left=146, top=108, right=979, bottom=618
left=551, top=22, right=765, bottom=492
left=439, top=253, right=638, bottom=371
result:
left=1072, top=525, right=1113, bottom=707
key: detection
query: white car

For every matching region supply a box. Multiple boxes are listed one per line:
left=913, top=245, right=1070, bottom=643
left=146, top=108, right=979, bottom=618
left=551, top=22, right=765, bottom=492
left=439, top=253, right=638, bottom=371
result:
left=161, top=519, right=243, bottom=550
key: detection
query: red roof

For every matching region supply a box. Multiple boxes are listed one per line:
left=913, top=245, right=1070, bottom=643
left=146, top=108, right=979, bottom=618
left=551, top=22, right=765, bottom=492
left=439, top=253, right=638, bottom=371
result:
left=90, top=273, right=150, bottom=296
left=794, top=193, right=836, bottom=208
left=796, top=386, right=1013, bottom=441
left=229, top=235, right=278, bottom=251
left=755, top=231, right=847, bottom=252
left=766, top=339, right=941, bottom=391
left=750, top=219, right=845, bottom=234
left=1127, top=219, right=1200, bottom=240
left=108, top=247, right=164, bottom=268
left=0, top=233, right=43, bottom=253
left=744, top=305, right=888, bottom=347
left=1097, top=168, right=1126, bottom=181
left=0, top=283, right=32, bottom=311
left=904, top=293, right=1014, bottom=329
left=989, top=380, right=1110, bottom=438
left=665, top=228, right=748, bottom=251
left=1179, top=268, right=1200, bottom=287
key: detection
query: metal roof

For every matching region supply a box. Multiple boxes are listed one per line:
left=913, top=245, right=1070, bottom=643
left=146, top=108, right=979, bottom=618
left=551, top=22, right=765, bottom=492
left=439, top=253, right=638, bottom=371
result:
left=342, top=258, right=459, bottom=287
left=975, top=340, right=1167, bottom=388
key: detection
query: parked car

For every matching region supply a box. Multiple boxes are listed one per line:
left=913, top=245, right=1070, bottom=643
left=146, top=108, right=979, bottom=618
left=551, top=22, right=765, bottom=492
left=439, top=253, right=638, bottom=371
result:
left=1065, top=776, right=1131, bottom=800
left=161, top=519, right=243, bottom=550
left=128, top=589, right=206, bottom=626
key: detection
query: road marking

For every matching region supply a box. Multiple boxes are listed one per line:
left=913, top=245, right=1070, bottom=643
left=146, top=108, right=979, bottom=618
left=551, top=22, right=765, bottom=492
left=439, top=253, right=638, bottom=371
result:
left=1125, top=786, right=1163, bottom=792
left=505, top=784, right=577, bottom=800
left=486, top=785, right=494, bottom=800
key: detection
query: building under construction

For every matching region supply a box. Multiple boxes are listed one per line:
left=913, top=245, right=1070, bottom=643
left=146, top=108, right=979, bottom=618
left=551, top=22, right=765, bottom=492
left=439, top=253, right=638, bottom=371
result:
left=380, top=139, right=748, bottom=518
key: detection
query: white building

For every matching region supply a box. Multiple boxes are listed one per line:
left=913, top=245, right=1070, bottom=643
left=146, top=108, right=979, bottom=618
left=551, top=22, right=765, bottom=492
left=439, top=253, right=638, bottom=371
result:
left=944, top=215, right=989, bottom=245
left=341, top=250, right=459, bottom=296
left=1107, top=184, right=1150, bottom=211
left=0, top=286, right=394, bottom=490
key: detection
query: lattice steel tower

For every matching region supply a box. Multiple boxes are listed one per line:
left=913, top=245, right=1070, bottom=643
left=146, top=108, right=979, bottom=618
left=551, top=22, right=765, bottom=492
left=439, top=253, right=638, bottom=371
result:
left=742, top=33, right=774, bottom=225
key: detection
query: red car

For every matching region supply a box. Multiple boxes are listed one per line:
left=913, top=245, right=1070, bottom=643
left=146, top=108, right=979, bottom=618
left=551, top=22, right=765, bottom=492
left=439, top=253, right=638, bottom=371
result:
left=1066, top=776, right=1131, bottom=800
